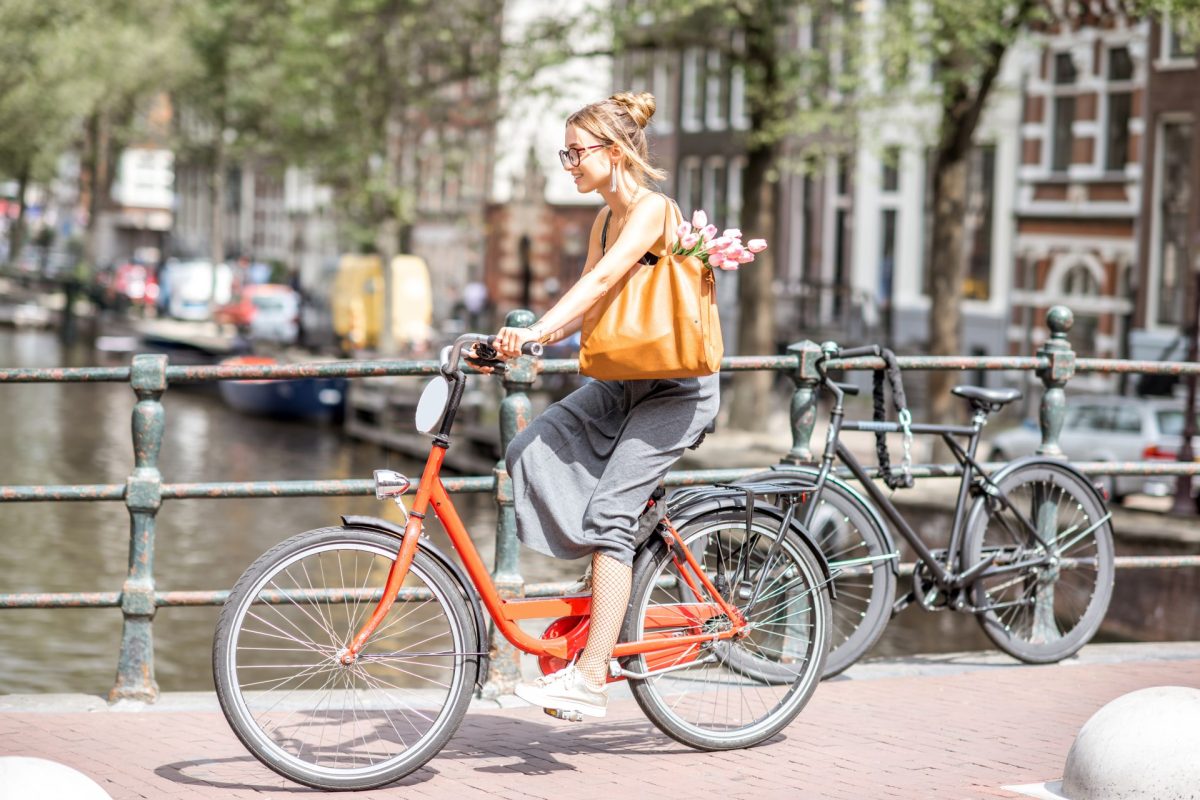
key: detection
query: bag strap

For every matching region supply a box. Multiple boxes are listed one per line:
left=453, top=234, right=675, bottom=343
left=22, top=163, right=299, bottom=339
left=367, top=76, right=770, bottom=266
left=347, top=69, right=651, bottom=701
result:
left=601, top=210, right=613, bottom=253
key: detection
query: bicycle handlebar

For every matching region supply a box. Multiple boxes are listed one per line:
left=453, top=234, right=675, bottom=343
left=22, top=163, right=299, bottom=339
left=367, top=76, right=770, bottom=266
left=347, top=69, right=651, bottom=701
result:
left=443, top=333, right=542, bottom=374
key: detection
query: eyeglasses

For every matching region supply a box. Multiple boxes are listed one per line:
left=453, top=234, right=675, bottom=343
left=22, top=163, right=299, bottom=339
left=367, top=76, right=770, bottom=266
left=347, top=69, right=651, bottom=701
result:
left=558, top=144, right=607, bottom=168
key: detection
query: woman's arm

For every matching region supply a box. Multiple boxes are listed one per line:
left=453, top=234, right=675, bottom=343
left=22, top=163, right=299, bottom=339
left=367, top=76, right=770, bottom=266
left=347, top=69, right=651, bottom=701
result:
left=493, top=193, right=669, bottom=356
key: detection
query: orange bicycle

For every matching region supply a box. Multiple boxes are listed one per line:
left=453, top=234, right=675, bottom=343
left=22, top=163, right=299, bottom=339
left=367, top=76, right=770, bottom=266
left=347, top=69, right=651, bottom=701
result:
left=213, top=334, right=832, bottom=790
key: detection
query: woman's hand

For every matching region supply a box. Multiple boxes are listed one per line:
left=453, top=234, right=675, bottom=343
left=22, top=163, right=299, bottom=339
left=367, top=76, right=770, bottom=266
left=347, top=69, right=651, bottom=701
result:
left=493, top=326, right=540, bottom=358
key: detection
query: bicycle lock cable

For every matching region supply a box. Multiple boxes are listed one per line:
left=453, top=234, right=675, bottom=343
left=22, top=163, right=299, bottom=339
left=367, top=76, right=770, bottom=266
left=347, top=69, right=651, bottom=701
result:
left=871, top=347, right=915, bottom=491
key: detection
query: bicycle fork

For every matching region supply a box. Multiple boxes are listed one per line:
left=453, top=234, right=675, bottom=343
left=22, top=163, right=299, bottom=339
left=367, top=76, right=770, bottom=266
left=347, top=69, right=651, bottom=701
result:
left=340, top=448, right=445, bottom=665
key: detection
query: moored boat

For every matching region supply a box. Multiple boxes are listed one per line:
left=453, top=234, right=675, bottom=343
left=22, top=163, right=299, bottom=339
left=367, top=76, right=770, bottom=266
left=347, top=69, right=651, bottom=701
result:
left=217, top=355, right=347, bottom=422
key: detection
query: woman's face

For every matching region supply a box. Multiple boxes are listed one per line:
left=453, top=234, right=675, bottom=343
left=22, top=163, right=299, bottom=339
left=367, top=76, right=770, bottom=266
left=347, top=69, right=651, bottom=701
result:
left=563, top=124, right=615, bottom=194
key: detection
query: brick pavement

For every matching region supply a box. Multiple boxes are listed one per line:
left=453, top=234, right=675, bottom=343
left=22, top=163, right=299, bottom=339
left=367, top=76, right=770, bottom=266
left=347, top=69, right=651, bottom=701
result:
left=2, top=656, right=1198, bottom=800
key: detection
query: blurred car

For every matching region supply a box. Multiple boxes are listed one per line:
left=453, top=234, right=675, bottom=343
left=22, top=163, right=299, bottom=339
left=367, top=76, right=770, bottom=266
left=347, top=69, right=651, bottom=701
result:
left=215, top=284, right=300, bottom=344
left=105, top=262, right=159, bottom=309
left=160, top=259, right=233, bottom=320
left=988, top=395, right=1200, bottom=504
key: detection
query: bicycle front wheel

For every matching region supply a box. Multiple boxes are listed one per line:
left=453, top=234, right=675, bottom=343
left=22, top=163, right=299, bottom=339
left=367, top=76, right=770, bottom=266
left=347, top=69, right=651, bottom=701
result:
left=213, top=527, right=479, bottom=791
left=622, top=509, right=830, bottom=750
left=962, top=462, right=1115, bottom=664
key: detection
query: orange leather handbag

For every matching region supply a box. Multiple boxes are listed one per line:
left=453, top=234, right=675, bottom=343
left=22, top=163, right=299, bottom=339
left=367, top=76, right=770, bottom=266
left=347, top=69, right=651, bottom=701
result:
left=579, top=197, right=724, bottom=381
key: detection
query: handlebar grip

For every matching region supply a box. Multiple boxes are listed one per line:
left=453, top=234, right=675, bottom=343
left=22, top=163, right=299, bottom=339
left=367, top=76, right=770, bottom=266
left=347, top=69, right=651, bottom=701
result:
left=483, top=336, right=543, bottom=357
left=836, top=345, right=881, bottom=360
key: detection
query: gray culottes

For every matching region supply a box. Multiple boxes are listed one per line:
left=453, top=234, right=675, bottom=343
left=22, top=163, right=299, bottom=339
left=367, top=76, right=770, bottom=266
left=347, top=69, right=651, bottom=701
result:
left=504, top=374, right=720, bottom=566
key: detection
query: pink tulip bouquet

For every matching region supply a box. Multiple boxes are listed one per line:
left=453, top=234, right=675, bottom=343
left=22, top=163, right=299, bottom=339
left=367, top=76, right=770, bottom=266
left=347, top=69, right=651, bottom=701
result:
left=671, top=209, right=768, bottom=271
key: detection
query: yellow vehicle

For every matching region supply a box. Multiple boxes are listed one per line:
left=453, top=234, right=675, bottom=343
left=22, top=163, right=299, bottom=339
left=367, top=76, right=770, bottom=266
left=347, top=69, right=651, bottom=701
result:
left=331, top=254, right=432, bottom=352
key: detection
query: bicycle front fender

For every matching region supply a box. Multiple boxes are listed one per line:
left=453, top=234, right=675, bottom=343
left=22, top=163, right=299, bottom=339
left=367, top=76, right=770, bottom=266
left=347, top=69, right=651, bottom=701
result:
left=340, top=514, right=490, bottom=691
left=982, top=455, right=1109, bottom=507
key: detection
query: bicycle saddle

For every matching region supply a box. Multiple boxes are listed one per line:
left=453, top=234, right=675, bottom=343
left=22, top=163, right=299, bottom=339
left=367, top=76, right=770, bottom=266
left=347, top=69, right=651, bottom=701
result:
left=952, top=385, right=1022, bottom=409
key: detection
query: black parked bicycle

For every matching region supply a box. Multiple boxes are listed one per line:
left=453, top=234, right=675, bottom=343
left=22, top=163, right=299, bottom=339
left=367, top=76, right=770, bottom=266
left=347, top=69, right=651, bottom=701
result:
left=742, top=341, right=1115, bottom=676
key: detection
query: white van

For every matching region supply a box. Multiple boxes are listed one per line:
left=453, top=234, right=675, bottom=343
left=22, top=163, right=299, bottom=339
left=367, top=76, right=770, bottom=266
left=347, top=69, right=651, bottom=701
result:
left=163, top=260, right=233, bottom=320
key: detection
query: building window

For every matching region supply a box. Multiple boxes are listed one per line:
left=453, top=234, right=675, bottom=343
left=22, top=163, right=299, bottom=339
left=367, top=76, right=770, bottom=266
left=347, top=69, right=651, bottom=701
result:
left=682, top=48, right=704, bottom=131
left=881, top=146, right=900, bottom=193
left=652, top=52, right=676, bottom=133
left=730, top=64, right=749, bottom=130
left=1104, top=46, right=1134, bottom=172
left=679, top=157, right=703, bottom=217
left=1050, top=52, right=1077, bottom=173
left=625, top=50, right=651, bottom=95
left=1154, top=120, right=1193, bottom=327
left=727, top=157, right=745, bottom=227
left=879, top=208, right=897, bottom=309
left=705, top=51, right=728, bottom=130
left=965, top=145, right=995, bottom=301
left=703, top=157, right=728, bottom=225
left=1165, top=19, right=1198, bottom=61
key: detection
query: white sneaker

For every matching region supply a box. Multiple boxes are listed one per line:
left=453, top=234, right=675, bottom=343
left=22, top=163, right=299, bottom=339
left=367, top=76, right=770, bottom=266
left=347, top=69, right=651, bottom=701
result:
left=514, top=665, right=608, bottom=718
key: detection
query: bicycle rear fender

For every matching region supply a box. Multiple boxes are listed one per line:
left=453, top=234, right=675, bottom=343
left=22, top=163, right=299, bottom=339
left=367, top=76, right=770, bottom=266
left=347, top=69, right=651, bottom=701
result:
left=340, top=514, right=490, bottom=691
left=660, top=489, right=833, bottom=589
left=983, top=456, right=1109, bottom=506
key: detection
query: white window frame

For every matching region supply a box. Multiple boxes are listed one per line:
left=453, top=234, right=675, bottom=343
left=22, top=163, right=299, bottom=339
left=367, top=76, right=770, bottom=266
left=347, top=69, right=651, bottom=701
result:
left=678, top=156, right=703, bottom=215
left=1147, top=114, right=1195, bottom=332
left=1158, top=15, right=1198, bottom=69
left=1044, top=50, right=1080, bottom=174
left=727, top=157, right=746, bottom=228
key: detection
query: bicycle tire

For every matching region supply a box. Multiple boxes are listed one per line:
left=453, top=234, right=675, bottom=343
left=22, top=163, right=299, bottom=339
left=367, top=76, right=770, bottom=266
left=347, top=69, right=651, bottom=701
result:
left=622, top=509, right=830, bottom=750
left=742, top=469, right=896, bottom=678
left=961, top=461, right=1115, bottom=664
left=213, top=527, right=478, bottom=790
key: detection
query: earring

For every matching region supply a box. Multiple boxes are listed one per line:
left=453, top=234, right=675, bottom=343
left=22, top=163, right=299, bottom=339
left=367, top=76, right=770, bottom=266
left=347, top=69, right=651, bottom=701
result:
left=610, top=163, right=618, bottom=193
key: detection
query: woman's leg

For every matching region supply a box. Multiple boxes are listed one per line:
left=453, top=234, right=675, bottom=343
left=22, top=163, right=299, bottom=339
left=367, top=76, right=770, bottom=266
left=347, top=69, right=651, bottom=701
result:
left=575, top=552, right=632, bottom=688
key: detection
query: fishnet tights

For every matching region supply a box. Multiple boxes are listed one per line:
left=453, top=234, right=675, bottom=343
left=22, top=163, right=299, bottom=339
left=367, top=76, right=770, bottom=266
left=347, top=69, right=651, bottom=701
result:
left=575, top=553, right=631, bottom=690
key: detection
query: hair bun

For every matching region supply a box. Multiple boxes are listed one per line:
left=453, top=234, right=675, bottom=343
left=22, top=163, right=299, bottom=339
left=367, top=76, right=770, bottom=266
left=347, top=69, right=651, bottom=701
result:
left=610, top=91, right=656, bottom=129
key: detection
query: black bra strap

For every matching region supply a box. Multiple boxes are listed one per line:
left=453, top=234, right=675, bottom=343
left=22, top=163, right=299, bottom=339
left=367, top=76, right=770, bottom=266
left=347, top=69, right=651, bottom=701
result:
left=601, top=210, right=612, bottom=253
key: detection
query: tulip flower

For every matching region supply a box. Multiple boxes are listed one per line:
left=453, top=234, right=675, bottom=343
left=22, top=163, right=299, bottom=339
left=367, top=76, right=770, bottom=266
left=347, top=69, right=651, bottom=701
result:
left=708, top=251, right=726, bottom=268
left=681, top=232, right=699, bottom=249
left=676, top=222, right=692, bottom=240
left=706, top=236, right=732, bottom=251
left=736, top=249, right=755, bottom=264
left=701, top=224, right=718, bottom=242
left=722, top=228, right=742, bottom=239
left=692, top=209, right=708, bottom=229
left=747, top=239, right=768, bottom=253
left=719, top=260, right=739, bottom=271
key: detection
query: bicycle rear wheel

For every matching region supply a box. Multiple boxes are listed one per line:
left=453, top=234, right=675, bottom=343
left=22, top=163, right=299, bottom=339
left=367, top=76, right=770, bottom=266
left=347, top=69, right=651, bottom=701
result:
left=622, top=509, right=830, bottom=750
left=213, top=527, right=478, bottom=790
left=743, top=469, right=896, bottom=677
left=962, top=462, right=1115, bottom=664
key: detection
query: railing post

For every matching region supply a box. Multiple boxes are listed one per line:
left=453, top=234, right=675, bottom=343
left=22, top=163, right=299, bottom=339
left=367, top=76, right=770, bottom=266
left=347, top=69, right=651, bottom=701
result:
left=483, top=308, right=536, bottom=697
left=109, top=353, right=167, bottom=703
left=1036, top=306, right=1076, bottom=458
left=781, top=340, right=824, bottom=465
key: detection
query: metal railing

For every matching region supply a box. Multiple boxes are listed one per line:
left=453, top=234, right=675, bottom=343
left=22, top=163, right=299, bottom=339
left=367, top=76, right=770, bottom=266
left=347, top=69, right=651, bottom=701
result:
left=1, top=305, right=1199, bottom=703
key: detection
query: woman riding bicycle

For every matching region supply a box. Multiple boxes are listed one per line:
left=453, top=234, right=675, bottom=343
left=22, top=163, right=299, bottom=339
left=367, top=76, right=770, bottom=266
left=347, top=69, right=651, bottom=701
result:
left=492, top=91, right=720, bottom=718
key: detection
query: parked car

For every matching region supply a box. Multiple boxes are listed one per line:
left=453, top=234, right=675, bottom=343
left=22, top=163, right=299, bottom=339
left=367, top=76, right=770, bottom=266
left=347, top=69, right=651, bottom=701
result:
left=103, top=262, right=159, bottom=310
left=215, top=284, right=300, bottom=344
left=988, top=395, right=1200, bottom=504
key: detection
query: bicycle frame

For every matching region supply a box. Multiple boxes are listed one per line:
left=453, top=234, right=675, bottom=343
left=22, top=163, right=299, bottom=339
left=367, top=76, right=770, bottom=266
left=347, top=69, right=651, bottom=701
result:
left=803, top=370, right=1062, bottom=594
left=342, top=338, right=747, bottom=667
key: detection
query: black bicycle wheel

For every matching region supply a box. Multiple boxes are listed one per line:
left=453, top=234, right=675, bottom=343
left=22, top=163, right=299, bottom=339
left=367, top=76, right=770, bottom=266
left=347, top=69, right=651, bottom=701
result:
left=213, top=527, right=478, bottom=790
left=622, top=509, right=829, bottom=750
left=742, top=470, right=897, bottom=678
left=961, top=462, right=1115, bottom=664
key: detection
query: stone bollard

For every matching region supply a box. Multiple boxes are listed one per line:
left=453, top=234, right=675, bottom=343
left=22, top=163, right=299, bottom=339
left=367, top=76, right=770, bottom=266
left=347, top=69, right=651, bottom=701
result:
left=1062, top=686, right=1200, bottom=799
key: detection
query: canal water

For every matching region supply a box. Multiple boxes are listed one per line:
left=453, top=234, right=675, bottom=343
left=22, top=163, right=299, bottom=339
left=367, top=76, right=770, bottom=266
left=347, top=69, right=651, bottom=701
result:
left=0, top=325, right=1106, bottom=696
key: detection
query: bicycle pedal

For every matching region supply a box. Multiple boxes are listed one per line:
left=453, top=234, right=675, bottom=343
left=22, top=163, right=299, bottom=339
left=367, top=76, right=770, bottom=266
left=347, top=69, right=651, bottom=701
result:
left=543, top=708, right=585, bottom=723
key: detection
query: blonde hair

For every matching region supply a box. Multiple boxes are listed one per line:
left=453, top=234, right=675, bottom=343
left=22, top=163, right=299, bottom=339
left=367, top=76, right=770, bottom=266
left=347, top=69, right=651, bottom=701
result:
left=567, top=91, right=667, bottom=187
